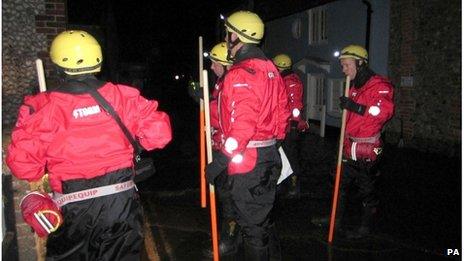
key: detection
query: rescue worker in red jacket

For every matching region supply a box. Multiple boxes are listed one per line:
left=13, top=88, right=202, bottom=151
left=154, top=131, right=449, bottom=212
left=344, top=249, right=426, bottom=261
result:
left=205, top=11, right=290, bottom=260
left=273, top=54, right=309, bottom=198
left=6, top=30, right=172, bottom=260
left=337, top=45, right=394, bottom=239
left=208, top=42, right=232, bottom=151
left=198, top=42, right=244, bottom=257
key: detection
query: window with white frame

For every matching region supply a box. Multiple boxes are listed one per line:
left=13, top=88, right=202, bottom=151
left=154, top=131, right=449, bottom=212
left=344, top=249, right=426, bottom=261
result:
left=307, top=7, right=327, bottom=45
left=327, top=78, right=345, bottom=116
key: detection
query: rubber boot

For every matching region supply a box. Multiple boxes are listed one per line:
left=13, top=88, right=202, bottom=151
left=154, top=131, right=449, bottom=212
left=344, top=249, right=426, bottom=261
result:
left=244, top=242, right=269, bottom=261
left=202, top=220, right=241, bottom=257
left=345, top=205, right=377, bottom=239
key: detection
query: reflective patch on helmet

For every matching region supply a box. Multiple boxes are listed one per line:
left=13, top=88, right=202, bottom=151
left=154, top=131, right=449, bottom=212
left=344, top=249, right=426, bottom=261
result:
left=224, top=137, right=238, bottom=154
left=292, top=108, right=300, bottom=117
left=231, top=154, right=243, bottom=163
left=368, top=106, right=381, bottom=116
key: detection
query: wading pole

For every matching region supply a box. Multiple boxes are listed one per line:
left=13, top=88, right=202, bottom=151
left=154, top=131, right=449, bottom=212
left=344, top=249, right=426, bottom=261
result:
left=328, top=75, right=350, bottom=243
left=36, top=59, right=47, bottom=93
left=34, top=58, right=48, bottom=261
left=202, top=69, right=220, bottom=261
left=199, top=36, right=207, bottom=208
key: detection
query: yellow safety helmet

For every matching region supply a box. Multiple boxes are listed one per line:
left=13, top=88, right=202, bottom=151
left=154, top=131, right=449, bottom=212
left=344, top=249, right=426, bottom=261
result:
left=339, top=45, right=368, bottom=61
left=209, top=42, right=232, bottom=66
left=225, top=11, right=264, bottom=44
left=50, top=30, right=103, bottom=75
left=273, top=54, right=292, bottom=70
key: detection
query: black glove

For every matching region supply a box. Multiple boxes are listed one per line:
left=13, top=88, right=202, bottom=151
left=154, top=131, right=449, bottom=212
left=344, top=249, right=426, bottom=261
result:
left=339, top=96, right=366, bottom=115
left=205, top=152, right=229, bottom=185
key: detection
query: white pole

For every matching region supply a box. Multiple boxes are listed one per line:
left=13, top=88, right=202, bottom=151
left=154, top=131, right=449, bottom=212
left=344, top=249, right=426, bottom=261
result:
left=35, top=59, right=47, bottom=92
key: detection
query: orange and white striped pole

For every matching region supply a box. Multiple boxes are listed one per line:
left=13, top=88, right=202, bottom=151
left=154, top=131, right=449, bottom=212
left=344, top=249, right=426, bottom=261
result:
left=328, top=75, right=350, bottom=243
left=198, top=36, right=207, bottom=208
left=202, top=69, right=220, bottom=261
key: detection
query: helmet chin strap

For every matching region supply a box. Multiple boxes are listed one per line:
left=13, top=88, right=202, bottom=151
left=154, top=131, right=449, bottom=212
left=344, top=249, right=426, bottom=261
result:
left=226, top=31, right=239, bottom=61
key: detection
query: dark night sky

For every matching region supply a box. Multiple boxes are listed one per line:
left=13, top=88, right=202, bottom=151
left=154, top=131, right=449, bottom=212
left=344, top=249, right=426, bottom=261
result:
left=67, top=0, right=247, bottom=79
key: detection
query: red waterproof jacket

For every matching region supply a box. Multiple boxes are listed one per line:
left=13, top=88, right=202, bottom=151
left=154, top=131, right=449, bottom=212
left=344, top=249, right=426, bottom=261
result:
left=218, top=58, right=289, bottom=174
left=7, top=82, right=172, bottom=193
left=282, top=71, right=304, bottom=121
left=210, top=77, right=224, bottom=150
left=343, top=75, right=394, bottom=157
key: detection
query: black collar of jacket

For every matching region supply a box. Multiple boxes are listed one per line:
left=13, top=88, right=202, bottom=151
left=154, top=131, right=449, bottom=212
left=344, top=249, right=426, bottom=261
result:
left=352, top=65, right=376, bottom=89
left=280, top=69, right=294, bottom=77
left=233, top=44, right=268, bottom=64
left=53, top=75, right=106, bottom=94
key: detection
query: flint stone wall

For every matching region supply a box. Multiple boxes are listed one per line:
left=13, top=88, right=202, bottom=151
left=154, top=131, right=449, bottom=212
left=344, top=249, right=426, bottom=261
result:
left=3, top=1, right=67, bottom=260
left=386, top=0, right=461, bottom=156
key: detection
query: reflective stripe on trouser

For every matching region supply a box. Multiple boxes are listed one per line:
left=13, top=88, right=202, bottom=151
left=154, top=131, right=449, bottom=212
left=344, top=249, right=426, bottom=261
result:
left=228, top=146, right=281, bottom=247
left=46, top=168, right=143, bottom=261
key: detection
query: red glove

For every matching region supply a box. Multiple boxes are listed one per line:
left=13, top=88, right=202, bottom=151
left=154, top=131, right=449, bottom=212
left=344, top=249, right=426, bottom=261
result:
left=297, top=119, right=309, bottom=132
left=20, top=191, right=63, bottom=237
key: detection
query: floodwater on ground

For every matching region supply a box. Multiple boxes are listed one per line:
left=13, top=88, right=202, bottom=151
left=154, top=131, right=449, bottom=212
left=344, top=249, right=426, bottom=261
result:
left=138, top=81, right=461, bottom=260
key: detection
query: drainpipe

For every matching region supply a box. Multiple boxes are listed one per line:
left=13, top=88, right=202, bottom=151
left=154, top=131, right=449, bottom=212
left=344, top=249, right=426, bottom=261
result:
left=362, top=0, right=372, bottom=52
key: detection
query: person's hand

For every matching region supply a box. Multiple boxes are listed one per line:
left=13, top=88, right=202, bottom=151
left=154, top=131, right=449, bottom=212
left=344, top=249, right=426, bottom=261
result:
left=339, top=96, right=366, bottom=115
left=187, top=80, right=203, bottom=104
left=205, top=152, right=229, bottom=185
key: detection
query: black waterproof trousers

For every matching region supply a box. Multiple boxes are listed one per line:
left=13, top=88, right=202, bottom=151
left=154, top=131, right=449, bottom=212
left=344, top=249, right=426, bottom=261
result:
left=46, top=168, right=143, bottom=261
left=340, top=160, right=380, bottom=208
left=214, top=151, right=236, bottom=226
left=228, top=146, right=281, bottom=248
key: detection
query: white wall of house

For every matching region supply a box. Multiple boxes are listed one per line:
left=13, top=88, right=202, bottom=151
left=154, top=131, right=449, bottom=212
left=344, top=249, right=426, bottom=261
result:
left=263, top=0, right=390, bottom=127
